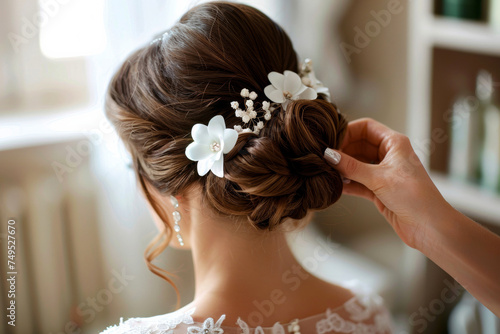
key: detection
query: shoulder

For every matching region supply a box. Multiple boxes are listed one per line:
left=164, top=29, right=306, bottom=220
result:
left=318, top=280, right=394, bottom=333
left=99, top=308, right=195, bottom=334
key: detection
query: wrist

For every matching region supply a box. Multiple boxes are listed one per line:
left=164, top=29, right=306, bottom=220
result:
left=416, top=200, right=461, bottom=256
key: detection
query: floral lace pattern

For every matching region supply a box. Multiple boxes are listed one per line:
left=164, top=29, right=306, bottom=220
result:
left=100, top=286, right=393, bottom=334
left=187, top=315, right=225, bottom=334
left=236, top=317, right=288, bottom=334
left=100, top=307, right=195, bottom=334
left=316, top=309, right=391, bottom=334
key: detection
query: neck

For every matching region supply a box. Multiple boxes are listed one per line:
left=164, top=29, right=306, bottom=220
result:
left=186, top=206, right=313, bottom=326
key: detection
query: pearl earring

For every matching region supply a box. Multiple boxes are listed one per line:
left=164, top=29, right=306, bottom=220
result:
left=170, top=196, right=184, bottom=246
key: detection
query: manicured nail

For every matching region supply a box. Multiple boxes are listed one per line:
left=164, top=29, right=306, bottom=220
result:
left=342, top=176, right=351, bottom=184
left=324, top=148, right=341, bottom=165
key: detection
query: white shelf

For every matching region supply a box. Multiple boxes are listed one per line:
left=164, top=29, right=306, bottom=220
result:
left=0, top=106, right=102, bottom=152
left=431, top=173, right=500, bottom=225
left=425, top=18, right=500, bottom=56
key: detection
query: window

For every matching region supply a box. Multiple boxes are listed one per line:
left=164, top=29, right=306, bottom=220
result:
left=39, top=0, right=106, bottom=59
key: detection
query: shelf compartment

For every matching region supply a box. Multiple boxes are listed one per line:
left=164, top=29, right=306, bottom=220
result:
left=432, top=172, right=500, bottom=225
left=425, top=17, right=500, bottom=56
left=429, top=47, right=500, bottom=174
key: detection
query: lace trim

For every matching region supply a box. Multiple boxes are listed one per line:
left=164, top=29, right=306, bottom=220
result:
left=236, top=317, right=287, bottom=334
left=100, top=289, right=392, bottom=334
left=344, top=288, right=383, bottom=322
left=187, top=314, right=225, bottom=334
left=316, top=309, right=392, bottom=334
left=100, top=307, right=195, bottom=334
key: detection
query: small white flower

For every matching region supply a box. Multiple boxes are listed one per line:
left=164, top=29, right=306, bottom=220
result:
left=231, top=101, right=239, bottom=109
left=264, top=70, right=317, bottom=109
left=257, top=121, right=264, bottom=129
left=242, top=128, right=252, bottom=133
left=249, top=109, right=257, bottom=119
left=185, top=115, right=238, bottom=178
left=262, top=101, right=270, bottom=111
left=242, top=114, right=250, bottom=123
left=300, top=59, right=331, bottom=101
left=234, top=125, right=242, bottom=132
left=235, top=108, right=244, bottom=117
left=246, top=100, right=254, bottom=108
left=253, top=128, right=260, bottom=135
left=264, top=112, right=271, bottom=121
left=249, top=91, right=258, bottom=100
left=240, top=88, right=250, bottom=98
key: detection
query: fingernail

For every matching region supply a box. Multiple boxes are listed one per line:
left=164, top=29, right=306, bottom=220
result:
left=342, top=176, right=351, bottom=184
left=324, top=148, right=341, bottom=165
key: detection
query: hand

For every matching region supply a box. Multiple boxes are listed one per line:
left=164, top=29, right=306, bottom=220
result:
left=324, top=118, right=500, bottom=316
left=324, top=118, right=454, bottom=250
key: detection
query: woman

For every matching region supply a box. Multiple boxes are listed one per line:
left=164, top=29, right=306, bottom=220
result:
left=101, top=2, right=393, bottom=333
left=100, top=1, right=500, bottom=333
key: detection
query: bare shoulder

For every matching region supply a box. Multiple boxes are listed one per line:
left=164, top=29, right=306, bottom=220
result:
left=300, top=276, right=358, bottom=311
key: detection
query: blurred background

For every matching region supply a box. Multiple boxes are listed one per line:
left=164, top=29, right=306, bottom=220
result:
left=0, top=0, right=499, bottom=333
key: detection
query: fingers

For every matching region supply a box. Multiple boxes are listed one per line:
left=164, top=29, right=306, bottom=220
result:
left=340, top=118, right=406, bottom=166
left=324, top=148, right=375, bottom=188
left=340, top=140, right=381, bottom=164
left=341, top=118, right=396, bottom=151
left=342, top=181, right=375, bottom=202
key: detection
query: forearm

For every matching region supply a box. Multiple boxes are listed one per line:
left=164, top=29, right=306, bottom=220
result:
left=420, top=205, right=500, bottom=316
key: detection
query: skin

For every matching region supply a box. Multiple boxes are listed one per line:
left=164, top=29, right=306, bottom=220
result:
left=149, top=187, right=355, bottom=327
left=324, top=117, right=500, bottom=317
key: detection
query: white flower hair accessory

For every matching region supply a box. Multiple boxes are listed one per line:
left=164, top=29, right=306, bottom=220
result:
left=185, top=115, right=238, bottom=178
left=185, top=59, right=331, bottom=178
left=264, top=70, right=317, bottom=109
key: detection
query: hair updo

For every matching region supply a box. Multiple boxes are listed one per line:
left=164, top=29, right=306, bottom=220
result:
left=105, top=1, right=346, bottom=295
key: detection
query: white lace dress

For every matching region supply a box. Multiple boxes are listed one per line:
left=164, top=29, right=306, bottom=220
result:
left=100, top=283, right=393, bottom=334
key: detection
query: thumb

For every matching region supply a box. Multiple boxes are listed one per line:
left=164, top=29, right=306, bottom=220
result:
left=324, top=148, right=375, bottom=188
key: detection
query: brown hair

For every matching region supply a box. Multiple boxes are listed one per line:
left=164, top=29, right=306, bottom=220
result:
left=105, top=1, right=347, bottom=305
